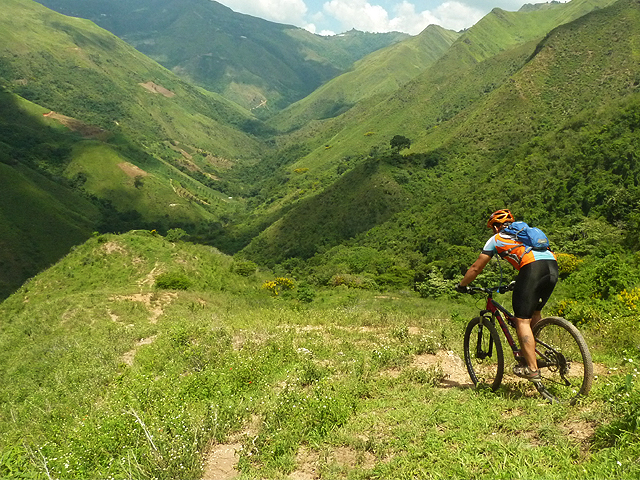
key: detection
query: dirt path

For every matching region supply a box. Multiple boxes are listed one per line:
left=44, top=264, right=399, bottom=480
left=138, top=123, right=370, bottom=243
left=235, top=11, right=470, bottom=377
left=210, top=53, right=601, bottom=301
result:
left=200, top=349, right=471, bottom=480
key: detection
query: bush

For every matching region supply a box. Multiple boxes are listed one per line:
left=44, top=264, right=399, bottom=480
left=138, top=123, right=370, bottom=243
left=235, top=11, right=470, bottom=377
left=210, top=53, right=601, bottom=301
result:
left=232, top=259, right=258, bottom=277
left=262, top=277, right=295, bottom=296
left=296, top=283, right=316, bottom=303
left=416, top=268, right=453, bottom=298
left=155, top=272, right=192, bottom=290
left=165, top=228, right=188, bottom=242
left=556, top=252, right=582, bottom=277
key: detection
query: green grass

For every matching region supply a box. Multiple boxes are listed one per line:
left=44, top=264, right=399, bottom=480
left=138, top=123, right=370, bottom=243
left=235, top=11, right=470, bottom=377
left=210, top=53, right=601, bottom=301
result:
left=1, top=231, right=638, bottom=479
left=268, top=25, right=460, bottom=132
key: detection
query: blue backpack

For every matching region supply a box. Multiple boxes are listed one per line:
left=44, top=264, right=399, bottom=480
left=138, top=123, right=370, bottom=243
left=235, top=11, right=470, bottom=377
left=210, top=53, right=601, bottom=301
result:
left=503, top=221, right=550, bottom=252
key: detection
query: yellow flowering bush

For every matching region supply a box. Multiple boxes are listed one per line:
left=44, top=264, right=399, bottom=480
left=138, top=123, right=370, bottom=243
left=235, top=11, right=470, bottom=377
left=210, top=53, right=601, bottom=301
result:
left=262, top=277, right=295, bottom=296
left=618, top=288, right=640, bottom=310
left=556, top=252, right=582, bottom=276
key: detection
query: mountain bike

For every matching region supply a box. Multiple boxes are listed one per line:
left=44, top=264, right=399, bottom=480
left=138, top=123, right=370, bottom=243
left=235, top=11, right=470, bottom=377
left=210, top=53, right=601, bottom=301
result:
left=461, top=282, right=593, bottom=405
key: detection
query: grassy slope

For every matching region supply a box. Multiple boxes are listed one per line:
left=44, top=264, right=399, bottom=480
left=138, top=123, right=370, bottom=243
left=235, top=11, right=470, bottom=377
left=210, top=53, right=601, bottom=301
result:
left=287, top=0, right=620, bottom=170
left=0, top=0, right=270, bottom=297
left=235, top=0, right=628, bottom=262
left=240, top=159, right=410, bottom=264
left=34, top=0, right=408, bottom=112
left=0, top=231, right=637, bottom=479
left=0, top=0, right=263, bottom=159
left=0, top=162, right=98, bottom=299
left=268, top=25, right=461, bottom=132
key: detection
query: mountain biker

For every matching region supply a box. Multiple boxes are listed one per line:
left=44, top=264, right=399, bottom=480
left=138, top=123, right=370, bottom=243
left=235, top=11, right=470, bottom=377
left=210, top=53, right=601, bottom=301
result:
left=455, top=209, right=558, bottom=382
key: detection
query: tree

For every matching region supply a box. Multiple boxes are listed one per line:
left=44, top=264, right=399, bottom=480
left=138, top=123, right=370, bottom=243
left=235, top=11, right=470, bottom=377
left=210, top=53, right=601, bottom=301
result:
left=390, top=135, right=411, bottom=152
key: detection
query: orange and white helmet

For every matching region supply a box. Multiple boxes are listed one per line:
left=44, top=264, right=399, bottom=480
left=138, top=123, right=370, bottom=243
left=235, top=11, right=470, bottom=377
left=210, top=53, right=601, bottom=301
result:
left=487, top=209, right=515, bottom=229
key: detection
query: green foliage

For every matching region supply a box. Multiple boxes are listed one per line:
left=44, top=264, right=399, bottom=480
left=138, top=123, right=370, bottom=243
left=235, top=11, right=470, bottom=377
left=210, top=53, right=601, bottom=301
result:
left=164, top=228, right=188, bottom=242
left=232, top=259, right=258, bottom=277
left=594, top=373, right=640, bottom=449
left=295, top=283, right=316, bottom=303
left=416, top=268, right=454, bottom=299
left=155, top=271, right=192, bottom=290
left=563, top=254, right=640, bottom=302
left=390, top=134, right=411, bottom=152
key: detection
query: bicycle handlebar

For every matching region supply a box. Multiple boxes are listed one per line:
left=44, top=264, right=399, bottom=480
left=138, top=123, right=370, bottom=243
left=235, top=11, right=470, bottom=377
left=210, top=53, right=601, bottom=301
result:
left=466, top=281, right=516, bottom=294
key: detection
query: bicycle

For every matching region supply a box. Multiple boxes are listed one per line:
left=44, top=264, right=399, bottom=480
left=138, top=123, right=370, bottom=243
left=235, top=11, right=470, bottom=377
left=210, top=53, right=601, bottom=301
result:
left=461, top=282, right=593, bottom=405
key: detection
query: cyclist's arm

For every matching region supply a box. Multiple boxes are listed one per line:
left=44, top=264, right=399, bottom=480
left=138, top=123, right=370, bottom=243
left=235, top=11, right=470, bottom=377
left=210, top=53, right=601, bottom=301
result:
left=459, top=253, right=492, bottom=287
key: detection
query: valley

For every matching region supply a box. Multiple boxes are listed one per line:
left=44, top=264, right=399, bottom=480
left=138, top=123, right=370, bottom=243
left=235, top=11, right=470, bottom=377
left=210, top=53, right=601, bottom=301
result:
left=1, top=0, right=640, bottom=477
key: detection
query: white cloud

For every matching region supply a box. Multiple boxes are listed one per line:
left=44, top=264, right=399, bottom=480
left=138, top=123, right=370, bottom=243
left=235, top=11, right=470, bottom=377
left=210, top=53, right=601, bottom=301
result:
left=323, top=0, right=390, bottom=33
left=323, top=0, right=484, bottom=34
left=217, top=0, right=308, bottom=25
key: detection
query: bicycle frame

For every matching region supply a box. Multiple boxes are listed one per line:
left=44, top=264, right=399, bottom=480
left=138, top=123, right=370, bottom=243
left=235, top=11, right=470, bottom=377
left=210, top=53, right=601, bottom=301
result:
left=478, top=288, right=559, bottom=370
left=479, top=291, right=523, bottom=362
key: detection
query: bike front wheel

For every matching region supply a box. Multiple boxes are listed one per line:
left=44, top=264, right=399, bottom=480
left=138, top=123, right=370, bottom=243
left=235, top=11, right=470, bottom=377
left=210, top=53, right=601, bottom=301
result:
left=533, top=316, right=594, bottom=405
left=464, top=316, right=504, bottom=391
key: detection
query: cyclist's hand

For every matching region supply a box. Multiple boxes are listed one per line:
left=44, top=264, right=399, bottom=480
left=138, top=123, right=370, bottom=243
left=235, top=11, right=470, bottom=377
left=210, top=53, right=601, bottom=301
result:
left=455, top=283, right=469, bottom=294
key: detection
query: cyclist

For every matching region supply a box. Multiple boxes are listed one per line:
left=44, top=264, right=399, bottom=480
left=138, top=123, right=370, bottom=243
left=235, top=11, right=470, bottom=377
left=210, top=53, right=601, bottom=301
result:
left=455, top=209, right=558, bottom=382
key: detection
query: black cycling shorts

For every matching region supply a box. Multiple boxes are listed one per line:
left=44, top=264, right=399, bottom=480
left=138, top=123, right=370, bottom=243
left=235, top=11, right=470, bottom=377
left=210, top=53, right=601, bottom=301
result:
left=512, top=259, right=559, bottom=319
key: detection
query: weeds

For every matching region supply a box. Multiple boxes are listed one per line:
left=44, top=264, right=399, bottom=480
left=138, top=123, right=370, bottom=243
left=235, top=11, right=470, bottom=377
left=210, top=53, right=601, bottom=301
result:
left=1, top=231, right=639, bottom=479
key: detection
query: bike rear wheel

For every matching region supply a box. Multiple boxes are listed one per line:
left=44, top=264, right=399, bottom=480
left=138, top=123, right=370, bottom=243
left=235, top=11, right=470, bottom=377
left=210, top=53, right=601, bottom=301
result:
left=533, top=316, right=593, bottom=405
left=464, top=316, right=504, bottom=391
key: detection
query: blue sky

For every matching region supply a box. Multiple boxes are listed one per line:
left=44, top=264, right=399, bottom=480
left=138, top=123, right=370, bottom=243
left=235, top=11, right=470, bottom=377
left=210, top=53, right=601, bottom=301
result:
left=215, top=0, right=556, bottom=35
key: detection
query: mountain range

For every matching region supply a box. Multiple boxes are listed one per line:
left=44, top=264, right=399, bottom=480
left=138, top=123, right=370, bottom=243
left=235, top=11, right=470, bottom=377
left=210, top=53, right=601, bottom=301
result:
left=33, top=0, right=410, bottom=112
left=1, top=0, right=639, bottom=298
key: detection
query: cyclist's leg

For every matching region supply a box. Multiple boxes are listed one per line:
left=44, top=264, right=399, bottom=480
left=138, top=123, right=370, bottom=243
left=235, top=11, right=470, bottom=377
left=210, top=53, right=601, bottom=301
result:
left=514, top=316, right=537, bottom=371
left=513, top=260, right=558, bottom=373
left=530, top=310, right=542, bottom=330
left=512, top=262, right=548, bottom=372
left=530, top=262, right=558, bottom=329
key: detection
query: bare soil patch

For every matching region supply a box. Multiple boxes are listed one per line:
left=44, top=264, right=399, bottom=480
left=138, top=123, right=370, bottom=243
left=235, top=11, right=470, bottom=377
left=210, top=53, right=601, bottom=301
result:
left=201, top=443, right=242, bottom=480
left=117, top=162, right=149, bottom=178
left=122, top=335, right=158, bottom=366
left=43, top=111, right=108, bottom=139
left=410, top=350, right=473, bottom=388
left=205, top=155, right=234, bottom=170
left=139, top=81, right=175, bottom=98
left=110, top=292, right=177, bottom=324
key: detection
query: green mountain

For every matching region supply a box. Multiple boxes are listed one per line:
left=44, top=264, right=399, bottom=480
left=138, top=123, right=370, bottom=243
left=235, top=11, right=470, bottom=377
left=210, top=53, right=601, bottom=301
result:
left=234, top=0, right=637, bottom=270
left=33, top=0, right=409, bottom=113
left=0, top=0, right=269, bottom=297
left=268, top=25, right=461, bottom=132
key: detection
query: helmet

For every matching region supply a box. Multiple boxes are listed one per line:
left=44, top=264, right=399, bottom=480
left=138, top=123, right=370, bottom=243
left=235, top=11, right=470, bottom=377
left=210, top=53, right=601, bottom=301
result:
left=487, top=209, right=514, bottom=229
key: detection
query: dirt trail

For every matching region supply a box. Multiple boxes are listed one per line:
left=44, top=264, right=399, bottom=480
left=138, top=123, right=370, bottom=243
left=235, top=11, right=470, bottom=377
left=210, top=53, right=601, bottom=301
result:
left=200, top=349, right=471, bottom=480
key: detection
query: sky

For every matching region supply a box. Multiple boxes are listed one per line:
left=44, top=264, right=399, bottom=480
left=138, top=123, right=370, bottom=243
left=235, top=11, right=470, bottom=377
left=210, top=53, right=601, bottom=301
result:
left=214, top=0, right=551, bottom=35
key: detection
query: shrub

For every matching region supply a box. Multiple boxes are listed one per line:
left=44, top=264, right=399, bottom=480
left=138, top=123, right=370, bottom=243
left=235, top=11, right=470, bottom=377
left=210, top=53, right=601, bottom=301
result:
left=232, top=259, right=258, bottom=277
left=262, top=277, right=295, bottom=296
left=155, top=271, right=192, bottom=290
left=416, top=268, right=453, bottom=299
left=556, top=252, right=581, bottom=277
left=296, top=283, right=316, bottom=303
left=165, top=228, right=188, bottom=242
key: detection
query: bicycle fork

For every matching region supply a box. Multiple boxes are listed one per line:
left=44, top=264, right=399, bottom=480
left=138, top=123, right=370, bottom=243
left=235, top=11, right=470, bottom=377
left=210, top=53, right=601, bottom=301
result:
left=476, top=315, right=494, bottom=360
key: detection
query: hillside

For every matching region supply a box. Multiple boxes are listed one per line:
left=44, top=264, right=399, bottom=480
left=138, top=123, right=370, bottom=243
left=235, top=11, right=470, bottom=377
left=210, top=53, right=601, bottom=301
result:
left=0, top=230, right=638, bottom=479
left=233, top=0, right=629, bottom=266
left=33, top=0, right=409, bottom=113
left=0, top=0, right=264, bottom=157
left=0, top=0, right=269, bottom=298
left=268, top=25, right=461, bottom=132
